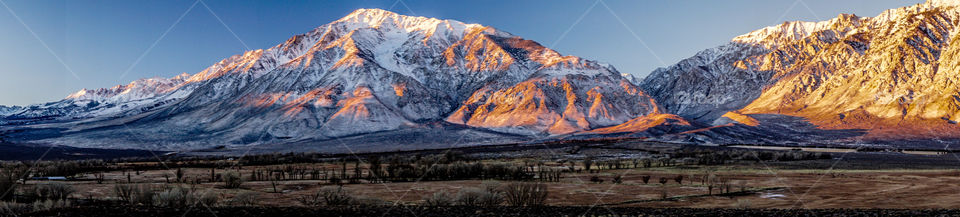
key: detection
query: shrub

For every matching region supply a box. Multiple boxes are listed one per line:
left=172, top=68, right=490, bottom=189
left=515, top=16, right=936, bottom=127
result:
left=455, top=187, right=503, bottom=206
left=35, top=183, right=75, bottom=200
left=503, top=182, right=548, bottom=207
left=320, top=186, right=353, bottom=206
left=115, top=184, right=159, bottom=205
left=589, top=176, right=603, bottom=184
left=222, top=171, right=243, bottom=189
left=153, top=187, right=193, bottom=207
left=195, top=191, right=219, bottom=207
left=230, top=192, right=259, bottom=206
left=477, top=182, right=504, bottom=207
left=132, top=185, right=158, bottom=205
left=454, top=188, right=483, bottom=206
left=296, top=192, right=323, bottom=207
left=423, top=191, right=453, bottom=206
left=674, top=175, right=684, bottom=185
left=0, top=201, right=29, bottom=216
left=641, top=175, right=651, bottom=184
left=477, top=189, right=504, bottom=207
left=114, top=184, right=135, bottom=202
left=297, top=186, right=355, bottom=207
left=30, top=199, right=71, bottom=212
left=612, top=175, right=623, bottom=184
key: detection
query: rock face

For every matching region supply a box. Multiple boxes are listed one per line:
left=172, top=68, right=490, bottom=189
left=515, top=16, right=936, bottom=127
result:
left=641, top=0, right=960, bottom=143
left=0, top=9, right=664, bottom=151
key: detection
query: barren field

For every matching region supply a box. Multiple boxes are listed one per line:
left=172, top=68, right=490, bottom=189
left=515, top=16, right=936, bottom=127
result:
left=49, top=165, right=960, bottom=209
left=4, top=140, right=960, bottom=216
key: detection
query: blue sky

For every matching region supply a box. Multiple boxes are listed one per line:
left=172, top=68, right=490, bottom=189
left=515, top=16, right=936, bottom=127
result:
left=0, top=0, right=923, bottom=106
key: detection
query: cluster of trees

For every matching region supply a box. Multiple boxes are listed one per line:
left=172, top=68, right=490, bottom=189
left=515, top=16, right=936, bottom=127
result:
left=674, top=148, right=832, bottom=165
left=0, top=160, right=112, bottom=179
left=248, top=165, right=330, bottom=182
left=696, top=171, right=750, bottom=195
left=241, top=154, right=565, bottom=185
left=578, top=156, right=675, bottom=174
left=375, top=158, right=547, bottom=182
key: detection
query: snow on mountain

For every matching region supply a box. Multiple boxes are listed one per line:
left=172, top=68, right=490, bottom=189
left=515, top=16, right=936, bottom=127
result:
left=0, top=105, right=21, bottom=116
left=621, top=73, right=641, bottom=85
left=2, top=73, right=192, bottom=124
left=1, top=9, right=667, bottom=151
left=640, top=0, right=960, bottom=144
left=16, top=1, right=960, bottom=151
left=65, top=73, right=190, bottom=101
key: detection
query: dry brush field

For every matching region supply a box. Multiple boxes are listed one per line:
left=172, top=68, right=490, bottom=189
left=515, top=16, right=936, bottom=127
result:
left=2, top=140, right=960, bottom=216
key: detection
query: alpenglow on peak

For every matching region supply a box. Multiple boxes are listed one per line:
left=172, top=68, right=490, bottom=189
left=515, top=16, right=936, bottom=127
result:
left=929, top=0, right=960, bottom=6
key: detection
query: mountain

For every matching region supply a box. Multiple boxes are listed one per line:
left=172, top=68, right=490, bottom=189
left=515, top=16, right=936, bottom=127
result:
left=1, top=73, right=192, bottom=125
left=9, top=1, right=960, bottom=152
left=0, top=9, right=666, bottom=151
left=640, top=0, right=960, bottom=146
left=0, top=105, right=21, bottom=116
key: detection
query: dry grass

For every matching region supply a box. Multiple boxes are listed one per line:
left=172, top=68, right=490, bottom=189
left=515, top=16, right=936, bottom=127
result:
left=7, top=161, right=960, bottom=209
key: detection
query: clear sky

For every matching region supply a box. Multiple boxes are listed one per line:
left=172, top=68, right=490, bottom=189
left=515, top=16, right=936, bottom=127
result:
left=0, top=0, right=924, bottom=106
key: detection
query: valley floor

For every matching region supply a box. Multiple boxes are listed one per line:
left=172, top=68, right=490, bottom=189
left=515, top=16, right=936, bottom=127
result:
left=47, top=164, right=960, bottom=209
left=5, top=140, right=960, bottom=216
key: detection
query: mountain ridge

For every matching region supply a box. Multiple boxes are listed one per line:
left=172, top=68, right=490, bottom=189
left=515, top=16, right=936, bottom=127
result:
left=5, top=1, right=960, bottom=152
left=0, top=8, right=668, bottom=151
left=639, top=0, right=960, bottom=145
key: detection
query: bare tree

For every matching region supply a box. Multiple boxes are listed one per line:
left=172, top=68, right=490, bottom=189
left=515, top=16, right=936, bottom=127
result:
left=583, top=156, right=594, bottom=173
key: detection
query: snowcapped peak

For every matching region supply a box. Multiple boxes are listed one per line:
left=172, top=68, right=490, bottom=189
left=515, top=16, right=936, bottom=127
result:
left=929, top=0, right=960, bottom=6
left=732, top=13, right=864, bottom=48
left=65, top=73, right=191, bottom=101
left=335, top=8, right=484, bottom=35
left=65, top=89, right=90, bottom=99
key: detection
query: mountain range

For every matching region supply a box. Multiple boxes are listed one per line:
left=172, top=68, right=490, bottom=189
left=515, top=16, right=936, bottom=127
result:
left=3, top=1, right=960, bottom=153
left=641, top=0, right=960, bottom=148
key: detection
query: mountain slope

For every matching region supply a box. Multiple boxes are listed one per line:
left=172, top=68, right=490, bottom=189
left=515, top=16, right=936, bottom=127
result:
left=1, top=9, right=666, bottom=151
left=640, top=0, right=960, bottom=144
left=0, top=106, right=20, bottom=116
left=1, top=73, right=191, bottom=125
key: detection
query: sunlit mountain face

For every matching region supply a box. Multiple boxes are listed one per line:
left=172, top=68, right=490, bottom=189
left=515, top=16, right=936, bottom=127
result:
left=640, top=0, right=960, bottom=147
left=3, top=1, right=960, bottom=153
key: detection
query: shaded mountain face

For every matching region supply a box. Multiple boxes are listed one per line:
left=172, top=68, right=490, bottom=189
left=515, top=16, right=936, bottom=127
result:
left=640, top=0, right=960, bottom=142
left=0, top=106, right=21, bottom=116
left=0, top=9, right=664, bottom=151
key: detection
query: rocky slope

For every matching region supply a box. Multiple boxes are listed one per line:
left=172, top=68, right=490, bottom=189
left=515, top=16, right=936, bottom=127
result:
left=640, top=0, right=960, bottom=144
